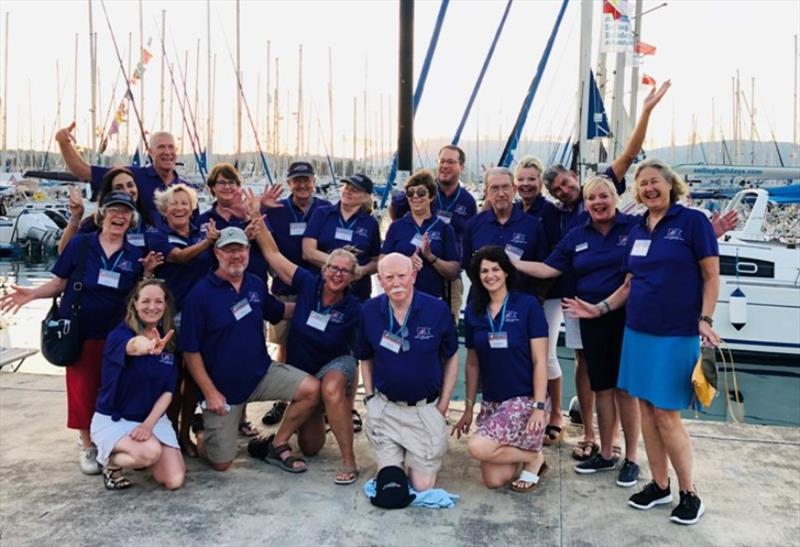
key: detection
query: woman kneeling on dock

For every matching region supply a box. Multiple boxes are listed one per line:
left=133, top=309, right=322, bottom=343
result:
left=564, top=159, right=721, bottom=525
left=90, top=279, right=185, bottom=490
left=452, top=246, right=549, bottom=492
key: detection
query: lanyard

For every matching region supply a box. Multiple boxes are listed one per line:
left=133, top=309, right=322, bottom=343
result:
left=100, top=250, right=124, bottom=272
left=286, top=197, right=314, bottom=223
left=316, top=283, right=335, bottom=314
left=338, top=209, right=358, bottom=230
left=486, top=294, right=509, bottom=333
left=437, top=186, right=462, bottom=212
left=415, top=217, right=440, bottom=236
left=387, top=299, right=410, bottom=336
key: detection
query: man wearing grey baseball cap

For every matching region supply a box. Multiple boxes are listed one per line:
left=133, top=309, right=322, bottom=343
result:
left=179, top=226, right=320, bottom=472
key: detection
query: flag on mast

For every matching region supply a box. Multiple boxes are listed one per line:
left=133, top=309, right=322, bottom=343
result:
left=601, top=0, right=633, bottom=52
left=641, top=74, right=656, bottom=87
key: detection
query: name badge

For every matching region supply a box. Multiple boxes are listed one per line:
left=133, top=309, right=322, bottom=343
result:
left=97, top=269, right=121, bottom=288
left=290, top=222, right=307, bottom=236
left=231, top=298, right=253, bottom=321
left=504, top=244, right=524, bottom=262
left=631, top=239, right=651, bottom=257
left=380, top=330, right=403, bottom=354
left=306, top=310, right=331, bottom=332
left=488, top=331, right=509, bottom=349
left=126, top=233, right=145, bottom=247
left=410, top=233, right=424, bottom=248
left=335, top=227, right=354, bottom=242
left=575, top=242, right=589, bottom=253
left=160, top=352, right=175, bottom=366
left=436, top=210, right=454, bottom=224
left=168, top=235, right=187, bottom=245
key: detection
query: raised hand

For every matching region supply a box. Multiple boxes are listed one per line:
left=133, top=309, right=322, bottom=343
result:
left=244, top=218, right=262, bottom=241
left=203, top=218, right=220, bottom=242
left=149, top=327, right=174, bottom=355
left=67, top=185, right=85, bottom=222
left=420, top=234, right=434, bottom=262
left=0, top=285, right=36, bottom=314
left=711, top=209, right=739, bottom=238
left=139, top=251, right=165, bottom=275
left=55, top=121, right=77, bottom=145
left=410, top=247, right=424, bottom=272
left=260, top=183, right=285, bottom=210
left=642, top=80, right=671, bottom=113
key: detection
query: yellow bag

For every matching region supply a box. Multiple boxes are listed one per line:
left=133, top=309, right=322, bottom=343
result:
left=692, top=353, right=716, bottom=408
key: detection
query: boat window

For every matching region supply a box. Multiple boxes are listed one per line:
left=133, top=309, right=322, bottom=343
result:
left=720, top=255, right=775, bottom=279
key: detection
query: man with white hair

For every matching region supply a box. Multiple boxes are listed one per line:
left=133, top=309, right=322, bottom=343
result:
left=356, top=253, right=459, bottom=491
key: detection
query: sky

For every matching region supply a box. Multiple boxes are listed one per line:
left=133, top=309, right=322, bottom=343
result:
left=0, top=0, right=799, bottom=161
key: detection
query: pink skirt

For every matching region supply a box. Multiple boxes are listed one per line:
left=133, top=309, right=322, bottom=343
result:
left=475, top=396, right=549, bottom=452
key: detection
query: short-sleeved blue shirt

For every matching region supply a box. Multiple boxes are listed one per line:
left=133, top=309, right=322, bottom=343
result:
left=52, top=232, right=144, bottom=339
left=146, top=224, right=213, bottom=309
left=392, top=183, right=477, bottom=258
left=462, top=206, right=548, bottom=295
left=522, top=195, right=560, bottom=253
left=286, top=268, right=361, bottom=375
left=196, top=206, right=270, bottom=282
left=305, top=204, right=381, bottom=301
left=624, top=204, right=719, bottom=336
left=355, top=291, right=458, bottom=403
left=464, top=292, right=548, bottom=402
left=179, top=271, right=285, bottom=404
left=544, top=212, right=637, bottom=304
left=264, top=196, right=331, bottom=296
left=95, top=324, right=179, bottom=422
left=380, top=213, right=458, bottom=298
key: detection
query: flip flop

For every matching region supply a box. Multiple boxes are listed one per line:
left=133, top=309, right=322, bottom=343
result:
left=542, top=424, right=564, bottom=446
left=510, top=461, right=548, bottom=493
left=334, top=467, right=360, bottom=485
left=572, top=440, right=599, bottom=461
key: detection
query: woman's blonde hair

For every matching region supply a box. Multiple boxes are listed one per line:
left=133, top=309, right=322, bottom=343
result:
left=582, top=175, right=620, bottom=206
left=154, top=183, right=199, bottom=216
left=324, top=248, right=358, bottom=273
left=633, top=158, right=689, bottom=204
left=124, top=279, right=177, bottom=352
left=514, top=155, right=545, bottom=178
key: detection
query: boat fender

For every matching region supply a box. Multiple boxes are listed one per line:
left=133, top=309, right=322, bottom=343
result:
left=729, top=288, right=747, bottom=331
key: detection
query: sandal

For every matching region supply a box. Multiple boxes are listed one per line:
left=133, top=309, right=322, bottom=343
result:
left=352, top=410, right=363, bottom=433
left=239, top=420, right=259, bottom=437
left=542, top=425, right=564, bottom=446
left=334, top=466, right=360, bottom=485
left=103, top=466, right=132, bottom=491
left=264, top=434, right=307, bottom=473
left=572, top=440, right=599, bottom=461
left=261, top=401, right=288, bottom=426
left=510, top=461, right=548, bottom=493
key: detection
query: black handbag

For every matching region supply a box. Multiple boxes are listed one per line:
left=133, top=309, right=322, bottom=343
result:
left=40, top=239, right=90, bottom=367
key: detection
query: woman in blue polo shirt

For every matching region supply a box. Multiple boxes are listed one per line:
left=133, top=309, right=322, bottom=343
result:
left=303, top=174, right=380, bottom=301
left=59, top=167, right=154, bottom=254
left=90, top=279, right=184, bottom=490
left=0, top=192, right=161, bottom=476
left=251, top=212, right=361, bottom=484
left=149, top=183, right=219, bottom=454
left=452, top=246, right=549, bottom=493
left=514, top=176, right=642, bottom=487
left=381, top=169, right=459, bottom=301
left=564, top=159, right=721, bottom=525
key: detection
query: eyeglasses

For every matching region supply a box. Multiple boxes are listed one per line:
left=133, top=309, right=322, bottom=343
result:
left=106, top=206, right=133, bottom=215
left=405, top=187, right=429, bottom=199
left=214, top=179, right=239, bottom=187
left=327, top=265, right=355, bottom=277
left=218, top=245, right=249, bottom=255
left=487, top=184, right=513, bottom=195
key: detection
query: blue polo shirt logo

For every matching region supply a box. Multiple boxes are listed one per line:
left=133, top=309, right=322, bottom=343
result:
left=454, top=205, right=468, bottom=215
left=248, top=291, right=261, bottom=304
left=617, top=235, right=629, bottom=246
left=330, top=310, right=346, bottom=324
left=117, top=259, right=134, bottom=272
left=427, top=232, right=442, bottom=241
left=159, top=352, right=175, bottom=366
left=414, top=326, right=434, bottom=340
left=355, top=227, right=369, bottom=238
left=503, top=310, right=520, bottom=323
left=510, top=233, right=527, bottom=245
left=664, top=228, right=684, bottom=241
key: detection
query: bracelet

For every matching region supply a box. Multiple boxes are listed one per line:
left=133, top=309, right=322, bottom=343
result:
left=465, top=398, right=474, bottom=407
left=599, top=300, right=611, bottom=314
left=700, top=315, right=714, bottom=327
left=428, top=255, right=438, bottom=264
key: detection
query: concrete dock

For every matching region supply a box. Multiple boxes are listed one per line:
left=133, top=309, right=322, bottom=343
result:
left=1, top=372, right=798, bottom=546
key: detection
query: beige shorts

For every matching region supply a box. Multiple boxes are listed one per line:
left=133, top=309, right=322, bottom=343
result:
left=364, top=393, right=448, bottom=476
left=203, top=361, right=308, bottom=464
left=267, top=294, right=298, bottom=346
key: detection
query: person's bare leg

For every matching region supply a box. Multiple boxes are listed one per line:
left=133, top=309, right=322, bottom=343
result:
left=479, top=461, right=519, bottom=489
left=653, top=409, right=695, bottom=491
left=408, top=469, right=437, bottom=491
left=574, top=350, right=595, bottom=439
left=108, top=437, right=163, bottom=469
left=547, top=377, right=563, bottom=430
left=616, top=390, right=641, bottom=462
left=150, top=446, right=185, bottom=490
left=319, top=371, right=357, bottom=475
left=638, top=400, right=669, bottom=489
left=297, top=407, right=325, bottom=456
left=274, top=376, right=321, bottom=449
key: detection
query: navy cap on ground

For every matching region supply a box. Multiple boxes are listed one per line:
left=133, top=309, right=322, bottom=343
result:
left=341, top=173, right=374, bottom=195
left=370, top=465, right=416, bottom=509
left=287, top=161, right=315, bottom=180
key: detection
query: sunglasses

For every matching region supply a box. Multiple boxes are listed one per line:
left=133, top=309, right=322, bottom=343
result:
left=405, top=187, right=429, bottom=199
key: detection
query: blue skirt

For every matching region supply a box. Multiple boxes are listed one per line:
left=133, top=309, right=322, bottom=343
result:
left=618, top=327, right=700, bottom=410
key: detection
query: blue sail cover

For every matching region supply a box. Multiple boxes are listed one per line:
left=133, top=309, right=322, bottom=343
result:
left=768, top=184, right=800, bottom=204
left=587, top=69, right=610, bottom=139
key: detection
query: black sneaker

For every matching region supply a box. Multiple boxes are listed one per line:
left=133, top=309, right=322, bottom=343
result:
left=670, top=490, right=705, bottom=525
left=261, top=401, right=288, bottom=426
left=628, top=480, right=673, bottom=510
left=616, top=458, right=640, bottom=488
left=575, top=453, right=617, bottom=474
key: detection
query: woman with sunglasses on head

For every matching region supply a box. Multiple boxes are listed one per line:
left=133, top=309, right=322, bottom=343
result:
left=1, top=191, right=162, bottom=476
left=90, top=279, right=184, bottom=490
left=381, top=169, right=460, bottom=302
left=303, top=174, right=381, bottom=302
left=249, top=200, right=362, bottom=485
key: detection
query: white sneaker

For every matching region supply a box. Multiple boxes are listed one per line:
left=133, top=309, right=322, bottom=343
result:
left=79, top=447, right=102, bottom=475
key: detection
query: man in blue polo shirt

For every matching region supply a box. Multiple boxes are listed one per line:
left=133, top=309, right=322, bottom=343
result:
left=357, top=253, right=459, bottom=492
left=180, top=227, right=320, bottom=472
left=55, top=122, right=190, bottom=228
left=389, top=145, right=477, bottom=319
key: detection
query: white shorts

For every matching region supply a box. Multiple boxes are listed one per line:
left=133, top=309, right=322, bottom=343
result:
left=565, top=315, right=583, bottom=350
left=90, top=412, right=178, bottom=466
left=542, top=299, right=563, bottom=380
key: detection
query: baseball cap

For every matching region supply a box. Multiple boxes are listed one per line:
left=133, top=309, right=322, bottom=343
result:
left=101, top=191, right=136, bottom=210
left=287, top=161, right=316, bottom=180
left=370, top=465, right=416, bottom=509
left=341, top=173, right=374, bottom=195
left=215, top=226, right=249, bottom=249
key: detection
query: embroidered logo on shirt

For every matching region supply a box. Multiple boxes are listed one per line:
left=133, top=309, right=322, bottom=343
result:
left=664, top=228, right=684, bottom=241
left=160, top=352, right=175, bottom=366
left=426, top=232, right=441, bottom=241
left=510, top=233, right=527, bottom=245
left=330, top=310, right=345, bottom=324
left=117, top=259, right=134, bottom=272
left=355, top=227, right=369, bottom=238
left=617, top=235, right=629, bottom=246
left=454, top=205, right=467, bottom=216
left=503, top=310, right=520, bottom=323
left=414, top=326, right=434, bottom=340
left=248, top=291, right=261, bottom=304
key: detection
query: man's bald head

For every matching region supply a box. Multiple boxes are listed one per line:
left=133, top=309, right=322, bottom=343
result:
left=378, top=253, right=416, bottom=304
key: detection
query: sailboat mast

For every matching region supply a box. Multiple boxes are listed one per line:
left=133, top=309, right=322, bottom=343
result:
left=750, top=77, right=756, bottom=165
left=206, top=0, right=212, bottom=155
left=266, top=41, right=271, bottom=156
left=296, top=44, right=303, bottom=157
left=139, top=0, right=144, bottom=140
left=328, top=47, right=334, bottom=159
left=576, top=0, right=593, bottom=179
left=1, top=12, right=9, bottom=154
left=127, top=32, right=131, bottom=154
left=628, top=0, right=643, bottom=129
left=273, top=57, right=279, bottom=157
left=235, top=0, right=241, bottom=156
left=794, top=34, right=798, bottom=150
left=352, top=96, right=357, bottom=168
left=73, top=33, right=79, bottom=127
left=89, top=0, right=97, bottom=151
left=160, top=10, right=166, bottom=128
left=194, top=38, right=201, bottom=147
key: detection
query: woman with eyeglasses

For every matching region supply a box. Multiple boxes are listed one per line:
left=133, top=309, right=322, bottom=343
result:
left=251, top=203, right=362, bottom=485
left=0, top=189, right=162, bottom=477
left=381, top=169, right=459, bottom=301
left=303, top=174, right=381, bottom=301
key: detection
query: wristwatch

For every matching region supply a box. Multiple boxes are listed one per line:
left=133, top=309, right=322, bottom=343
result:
left=700, top=315, right=714, bottom=327
left=532, top=401, right=546, bottom=411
